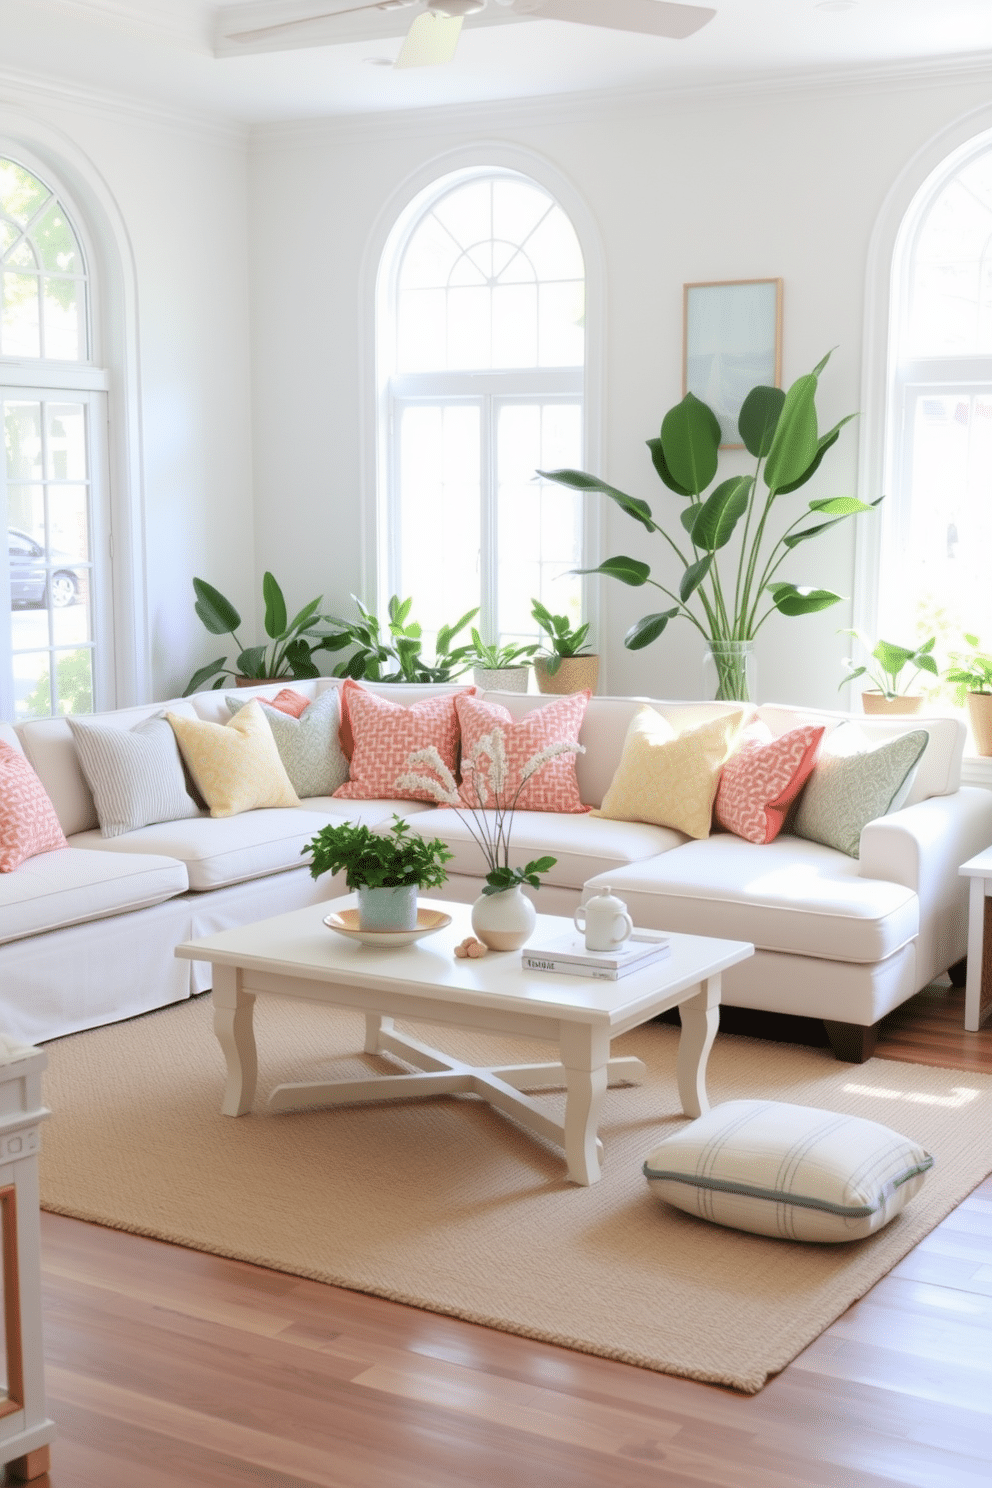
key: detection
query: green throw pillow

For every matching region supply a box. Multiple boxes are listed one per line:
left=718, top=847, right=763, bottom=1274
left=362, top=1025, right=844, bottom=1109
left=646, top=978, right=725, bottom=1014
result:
left=226, top=687, right=348, bottom=799
left=791, top=729, right=928, bottom=858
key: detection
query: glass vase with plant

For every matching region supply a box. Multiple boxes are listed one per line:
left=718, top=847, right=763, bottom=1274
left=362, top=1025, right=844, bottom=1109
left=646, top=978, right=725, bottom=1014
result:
left=539, top=353, right=881, bottom=703
left=840, top=630, right=937, bottom=712
left=303, top=814, right=453, bottom=931
left=395, top=733, right=583, bottom=948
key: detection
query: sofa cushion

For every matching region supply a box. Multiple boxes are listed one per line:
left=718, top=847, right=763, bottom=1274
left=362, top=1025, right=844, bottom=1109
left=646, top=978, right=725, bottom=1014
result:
left=0, top=742, right=68, bottom=871
left=67, top=713, right=200, bottom=838
left=643, top=1100, right=933, bottom=1243
left=0, top=847, right=188, bottom=945
left=404, top=808, right=686, bottom=891
left=167, top=702, right=300, bottom=817
left=455, top=691, right=589, bottom=813
left=333, top=681, right=472, bottom=801
left=715, top=724, right=825, bottom=844
left=227, top=688, right=348, bottom=799
left=792, top=730, right=929, bottom=858
left=586, top=835, right=919, bottom=963
left=593, top=707, right=746, bottom=839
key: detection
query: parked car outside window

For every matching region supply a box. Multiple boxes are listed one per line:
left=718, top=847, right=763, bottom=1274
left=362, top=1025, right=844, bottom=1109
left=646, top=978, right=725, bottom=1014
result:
left=8, top=528, right=81, bottom=609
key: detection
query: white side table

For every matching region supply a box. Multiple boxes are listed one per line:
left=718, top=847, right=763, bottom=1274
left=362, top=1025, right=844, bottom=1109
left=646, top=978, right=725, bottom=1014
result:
left=0, top=1039, right=54, bottom=1481
left=959, top=848, right=992, bottom=1032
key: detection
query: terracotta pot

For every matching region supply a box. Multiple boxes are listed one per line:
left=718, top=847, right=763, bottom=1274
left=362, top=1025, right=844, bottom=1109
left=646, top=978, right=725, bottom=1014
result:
left=234, top=676, right=288, bottom=688
left=966, top=692, right=992, bottom=756
left=534, top=655, right=599, bottom=695
left=472, top=665, right=530, bottom=693
left=861, top=692, right=924, bottom=716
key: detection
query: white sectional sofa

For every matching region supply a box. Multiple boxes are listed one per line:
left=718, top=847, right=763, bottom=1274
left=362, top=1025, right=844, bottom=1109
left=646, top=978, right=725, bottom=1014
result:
left=3, top=681, right=990, bottom=1061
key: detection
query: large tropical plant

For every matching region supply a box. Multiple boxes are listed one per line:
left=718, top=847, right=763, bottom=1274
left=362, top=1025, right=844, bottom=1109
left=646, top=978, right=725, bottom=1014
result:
left=184, top=573, right=329, bottom=695
left=540, top=353, right=881, bottom=700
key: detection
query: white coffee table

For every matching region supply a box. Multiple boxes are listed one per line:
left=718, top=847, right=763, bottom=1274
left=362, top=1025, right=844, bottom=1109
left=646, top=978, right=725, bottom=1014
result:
left=176, top=897, right=753, bottom=1186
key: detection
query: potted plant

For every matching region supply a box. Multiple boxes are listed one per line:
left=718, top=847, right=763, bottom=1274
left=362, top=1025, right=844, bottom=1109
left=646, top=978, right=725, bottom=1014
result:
left=320, top=595, right=478, bottom=682
left=184, top=573, right=330, bottom=694
left=530, top=600, right=599, bottom=695
left=945, top=635, right=992, bottom=756
left=839, top=631, right=938, bottom=714
left=463, top=631, right=538, bottom=692
left=539, top=352, right=881, bottom=702
left=303, top=815, right=453, bottom=931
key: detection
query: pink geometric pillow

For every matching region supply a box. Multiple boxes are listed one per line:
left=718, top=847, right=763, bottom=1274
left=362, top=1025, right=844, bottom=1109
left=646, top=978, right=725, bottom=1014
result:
left=332, top=680, right=472, bottom=802
left=0, top=741, right=68, bottom=872
left=454, top=691, right=590, bottom=814
left=715, top=724, right=825, bottom=844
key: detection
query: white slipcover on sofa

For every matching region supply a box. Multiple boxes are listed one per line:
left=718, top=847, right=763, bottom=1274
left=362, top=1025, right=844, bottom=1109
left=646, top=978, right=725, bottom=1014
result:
left=2, top=682, right=989, bottom=1060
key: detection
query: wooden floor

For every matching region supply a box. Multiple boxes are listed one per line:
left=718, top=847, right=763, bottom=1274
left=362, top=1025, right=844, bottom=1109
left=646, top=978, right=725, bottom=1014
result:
left=21, top=982, right=992, bottom=1488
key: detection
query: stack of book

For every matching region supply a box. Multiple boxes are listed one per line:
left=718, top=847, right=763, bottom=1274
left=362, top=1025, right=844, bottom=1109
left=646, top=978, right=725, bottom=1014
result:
left=521, top=931, right=671, bottom=981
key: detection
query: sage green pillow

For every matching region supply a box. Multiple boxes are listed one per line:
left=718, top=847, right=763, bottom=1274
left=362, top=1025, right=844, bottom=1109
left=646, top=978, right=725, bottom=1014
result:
left=791, top=729, right=928, bottom=858
left=226, top=687, right=348, bottom=799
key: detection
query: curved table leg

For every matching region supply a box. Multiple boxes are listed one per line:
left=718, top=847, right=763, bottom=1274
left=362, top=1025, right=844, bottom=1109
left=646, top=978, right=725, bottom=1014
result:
left=560, top=1023, right=610, bottom=1185
left=212, top=966, right=257, bottom=1116
left=676, top=973, right=720, bottom=1119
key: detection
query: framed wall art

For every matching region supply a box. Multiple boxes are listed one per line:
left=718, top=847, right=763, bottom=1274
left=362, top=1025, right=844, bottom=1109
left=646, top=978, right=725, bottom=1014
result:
left=683, top=279, right=783, bottom=448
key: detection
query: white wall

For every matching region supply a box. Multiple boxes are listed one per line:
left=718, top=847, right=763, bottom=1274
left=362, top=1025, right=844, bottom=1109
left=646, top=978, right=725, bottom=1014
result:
left=0, top=84, right=254, bottom=705
left=249, top=67, right=992, bottom=708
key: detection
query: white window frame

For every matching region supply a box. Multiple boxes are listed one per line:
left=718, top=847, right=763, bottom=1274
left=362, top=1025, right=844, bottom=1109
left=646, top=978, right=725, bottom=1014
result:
left=361, top=148, right=605, bottom=681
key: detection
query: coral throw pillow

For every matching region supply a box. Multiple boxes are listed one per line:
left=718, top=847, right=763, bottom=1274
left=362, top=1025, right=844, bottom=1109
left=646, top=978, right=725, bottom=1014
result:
left=259, top=687, right=311, bottom=718
left=454, top=691, right=590, bottom=814
left=0, top=741, right=68, bottom=871
left=166, top=700, right=300, bottom=818
left=333, top=680, right=471, bottom=802
left=715, top=724, right=825, bottom=845
left=592, top=707, right=746, bottom=839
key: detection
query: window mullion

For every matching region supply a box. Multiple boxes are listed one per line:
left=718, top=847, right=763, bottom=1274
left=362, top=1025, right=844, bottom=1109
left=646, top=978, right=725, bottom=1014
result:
left=480, top=393, right=497, bottom=640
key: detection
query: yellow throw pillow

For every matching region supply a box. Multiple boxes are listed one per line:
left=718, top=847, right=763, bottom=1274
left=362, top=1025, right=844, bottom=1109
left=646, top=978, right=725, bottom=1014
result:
left=166, top=700, right=300, bottom=818
left=592, top=706, right=746, bottom=839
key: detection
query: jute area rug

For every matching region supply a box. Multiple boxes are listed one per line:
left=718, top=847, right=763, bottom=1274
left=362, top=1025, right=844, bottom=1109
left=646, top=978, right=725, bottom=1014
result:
left=39, top=994, right=992, bottom=1394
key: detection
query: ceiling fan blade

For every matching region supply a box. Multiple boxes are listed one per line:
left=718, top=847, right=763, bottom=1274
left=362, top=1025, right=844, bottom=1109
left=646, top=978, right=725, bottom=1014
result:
left=395, top=11, right=464, bottom=66
left=227, top=1, right=415, bottom=45
left=521, top=0, right=715, bottom=40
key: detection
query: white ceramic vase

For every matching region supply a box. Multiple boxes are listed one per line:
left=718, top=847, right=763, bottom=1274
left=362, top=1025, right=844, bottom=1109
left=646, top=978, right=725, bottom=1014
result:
left=471, top=884, right=536, bottom=952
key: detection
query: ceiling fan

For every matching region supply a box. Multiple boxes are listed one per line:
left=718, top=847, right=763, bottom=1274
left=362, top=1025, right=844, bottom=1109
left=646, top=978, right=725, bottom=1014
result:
left=224, top=1, right=716, bottom=70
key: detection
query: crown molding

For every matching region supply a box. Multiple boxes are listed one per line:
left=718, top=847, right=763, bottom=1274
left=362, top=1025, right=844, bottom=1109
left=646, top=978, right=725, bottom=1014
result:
left=250, top=46, right=992, bottom=151
left=0, top=64, right=248, bottom=147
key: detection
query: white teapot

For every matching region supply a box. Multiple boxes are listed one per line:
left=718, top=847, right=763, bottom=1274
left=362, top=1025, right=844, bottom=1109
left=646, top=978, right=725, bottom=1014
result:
left=574, top=886, right=634, bottom=952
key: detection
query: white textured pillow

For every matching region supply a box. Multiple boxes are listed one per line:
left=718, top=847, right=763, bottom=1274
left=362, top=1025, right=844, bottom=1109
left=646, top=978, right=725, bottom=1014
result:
left=67, top=714, right=200, bottom=838
left=227, top=687, right=348, bottom=799
left=643, top=1100, right=933, bottom=1243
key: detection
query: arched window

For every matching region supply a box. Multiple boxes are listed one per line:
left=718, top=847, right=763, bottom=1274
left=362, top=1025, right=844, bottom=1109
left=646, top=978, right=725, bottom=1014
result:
left=876, top=137, right=992, bottom=651
left=1, top=154, right=109, bottom=720
left=378, top=170, right=587, bottom=651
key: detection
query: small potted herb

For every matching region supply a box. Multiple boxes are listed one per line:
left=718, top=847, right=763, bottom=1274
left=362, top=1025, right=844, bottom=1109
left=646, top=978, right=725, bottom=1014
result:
left=304, top=816, right=453, bottom=931
left=839, top=631, right=938, bottom=714
left=945, top=635, right=992, bottom=756
left=530, top=599, right=598, bottom=695
left=464, top=631, right=538, bottom=692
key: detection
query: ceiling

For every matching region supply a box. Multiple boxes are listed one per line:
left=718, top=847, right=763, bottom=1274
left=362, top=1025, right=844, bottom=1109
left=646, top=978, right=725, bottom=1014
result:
left=2, top=0, right=991, bottom=125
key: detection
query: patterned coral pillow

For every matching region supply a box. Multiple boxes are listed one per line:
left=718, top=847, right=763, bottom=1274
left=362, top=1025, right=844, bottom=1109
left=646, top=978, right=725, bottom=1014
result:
left=332, top=680, right=472, bottom=802
left=715, top=724, right=825, bottom=844
left=454, top=691, right=590, bottom=813
left=592, top=707, right=746, bottom=839
left=0, top=741, right=68, bottom=871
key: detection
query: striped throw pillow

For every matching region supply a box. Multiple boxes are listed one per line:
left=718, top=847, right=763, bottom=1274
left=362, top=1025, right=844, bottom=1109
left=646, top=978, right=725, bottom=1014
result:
left=68, top=714, right=201, bottom=838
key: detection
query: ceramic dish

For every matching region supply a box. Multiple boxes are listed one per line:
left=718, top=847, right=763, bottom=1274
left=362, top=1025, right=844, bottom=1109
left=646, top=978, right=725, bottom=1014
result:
left=323, top=906, right=452, bottom=949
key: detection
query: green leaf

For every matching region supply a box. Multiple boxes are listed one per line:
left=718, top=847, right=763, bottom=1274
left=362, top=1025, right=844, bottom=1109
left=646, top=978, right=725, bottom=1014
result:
left=314, top=630, right=354, bottom=653
left=262, top=571, right=287, bottom=640
left=692, top=476, right=752, bottom=551
left=773, top=416, right=856, bottom=495
left=763, top=373, right=819, bottom=492
left=680, top=505, right=703, bottom=540
left=235, top=646, right=267, bottom=677
left=782, top=518, right=844, bottom=548
left=285, top=596, right=322, bottom=636
left=766, top=582, right=844, bottom=616
left=811, top=348, right=835, bottom=378
left=738, top=385, right=786, bottom=458
left=916, top=653, right=939, bottom=677
left=646, top=437, right=692, bottom=497
left=574, top=556, right=650, bottom=587
left=808, top=496, right=874, bottom=516
left=659, top=393, right=721, bottom=496
left=182, top=658, right=227, bottom=696
left=624, top=609, right=681, bottom=649
left=284, top=639, right=319, bottom=678
left=538, top=469, right=656, bottom=531
left=193, top=578, right=241, bottom=636
left=680, top=553, right=713, bottom=602
left=838, top=665, right=866, bottom=689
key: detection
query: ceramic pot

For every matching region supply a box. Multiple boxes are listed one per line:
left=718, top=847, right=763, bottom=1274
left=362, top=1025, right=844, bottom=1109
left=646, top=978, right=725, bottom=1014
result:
left=471, top=884, right=536, bottom=952
left=966, top=693, right=992, bottom=756
left=357, top=884, right=418, bottom=932
left=861, top=692, right=924, bottom=716
left=472, top=665, right=530, bottom=693
left=534, top=655, right=599, bottom=695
